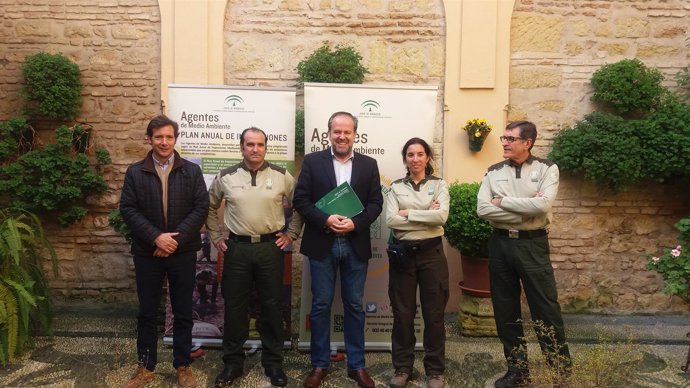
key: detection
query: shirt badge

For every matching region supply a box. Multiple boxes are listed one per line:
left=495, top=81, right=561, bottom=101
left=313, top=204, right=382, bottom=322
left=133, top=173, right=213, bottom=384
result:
left=530, top=171, right=539, bottom=182
left=266, top=178, right=273, bottom=189
left=428, top=185, right=435, bottom=195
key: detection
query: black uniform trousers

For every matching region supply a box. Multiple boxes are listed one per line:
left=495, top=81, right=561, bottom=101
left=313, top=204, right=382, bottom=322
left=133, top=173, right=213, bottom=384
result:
left=221, top=238, right=285, bottom=369
left=388, top=237, right=449, bottom=376
left=488, top=231, right=571, bottom=372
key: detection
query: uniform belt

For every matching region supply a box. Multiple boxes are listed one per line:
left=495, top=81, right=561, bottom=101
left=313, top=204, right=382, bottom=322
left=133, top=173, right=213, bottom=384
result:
left=494, top=228, right=548, bottom=239
left=228, top=232, right=277, bottom=243
left=395, top=236, right=442, bottom=252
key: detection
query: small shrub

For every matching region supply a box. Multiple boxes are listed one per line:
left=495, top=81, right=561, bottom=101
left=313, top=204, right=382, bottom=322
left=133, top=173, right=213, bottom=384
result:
left=591, top=58, right=665, bottom=115
left=444, top=182, right=493, bottom=257
left=21, top=53, right=82, bottom=120
left=549, top=112, right=642, bottom=192
left=515, top=321, right=641, bottom=388
left=296, top=42, right=368, bottom=87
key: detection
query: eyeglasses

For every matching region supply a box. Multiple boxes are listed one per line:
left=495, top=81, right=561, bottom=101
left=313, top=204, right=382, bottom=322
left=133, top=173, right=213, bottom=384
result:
left=499, top=135, right=525, bottom=143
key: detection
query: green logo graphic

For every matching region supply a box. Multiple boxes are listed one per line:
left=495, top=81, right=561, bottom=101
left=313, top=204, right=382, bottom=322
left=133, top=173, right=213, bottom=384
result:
left=360, top=100, right=380, bottom=112
left=224, top=94, right=244, bottom=107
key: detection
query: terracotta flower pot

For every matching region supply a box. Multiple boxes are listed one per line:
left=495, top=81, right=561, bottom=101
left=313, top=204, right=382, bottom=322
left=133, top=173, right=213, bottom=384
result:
left=459, top=254, right=490, bottom=297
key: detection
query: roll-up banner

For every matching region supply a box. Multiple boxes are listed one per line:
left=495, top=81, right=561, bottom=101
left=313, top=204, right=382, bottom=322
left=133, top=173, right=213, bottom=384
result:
left=299, top=83, right=438, bottom=351
left=163, top=84, right=296, bottom=349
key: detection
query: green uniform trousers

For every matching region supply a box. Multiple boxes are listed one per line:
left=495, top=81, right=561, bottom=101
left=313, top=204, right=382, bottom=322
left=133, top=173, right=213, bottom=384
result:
left=488, top=232, right=571, bottom=372
left=221, top=238, right=285, bottom=369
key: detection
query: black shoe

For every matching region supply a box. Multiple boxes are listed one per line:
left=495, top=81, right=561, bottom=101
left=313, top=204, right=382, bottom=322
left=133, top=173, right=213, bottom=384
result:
left=494, top=369, right=530, bottom=388
left=265, top=368, right=288, bottom=387
left=214, top=366, right=243, bottom=387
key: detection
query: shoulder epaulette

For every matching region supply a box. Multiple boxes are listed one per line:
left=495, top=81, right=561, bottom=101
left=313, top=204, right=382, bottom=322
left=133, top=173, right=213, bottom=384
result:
left=219, top=164, right=240, bottom=177
left=267, top=163, right=287, bottom=174
left=427, top=176, right=441, bottom=181
left=534, top=157, right=555, bottom=167
left=392, top=178, right=405, bottom=184
left=487, top=160, right=508, bottom=172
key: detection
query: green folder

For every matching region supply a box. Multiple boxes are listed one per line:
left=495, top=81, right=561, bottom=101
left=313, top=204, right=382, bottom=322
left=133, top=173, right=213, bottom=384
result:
left=315, top=182, right=364, bottom=218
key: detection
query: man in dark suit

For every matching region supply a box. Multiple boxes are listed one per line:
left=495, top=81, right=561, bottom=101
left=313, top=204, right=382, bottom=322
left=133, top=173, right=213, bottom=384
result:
left=294, top=111, right=383, bottom=388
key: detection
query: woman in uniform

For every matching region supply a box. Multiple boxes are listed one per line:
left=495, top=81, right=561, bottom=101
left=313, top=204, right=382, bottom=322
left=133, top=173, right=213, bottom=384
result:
left=385, top=137, right=450, bottom=388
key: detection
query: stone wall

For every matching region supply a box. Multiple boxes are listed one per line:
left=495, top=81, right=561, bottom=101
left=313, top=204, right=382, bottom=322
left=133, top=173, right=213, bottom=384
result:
left=0, top=0, right=689, bottom=311
left=0, top=0, right=162, bottom=300
left=509, top=0, right=690, bottom=312
left=221, top=0, right=446, bottom=87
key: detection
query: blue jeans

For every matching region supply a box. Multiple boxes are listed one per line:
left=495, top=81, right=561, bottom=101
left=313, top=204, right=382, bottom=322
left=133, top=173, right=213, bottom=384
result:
left=309, top=236, right=369, bottom=370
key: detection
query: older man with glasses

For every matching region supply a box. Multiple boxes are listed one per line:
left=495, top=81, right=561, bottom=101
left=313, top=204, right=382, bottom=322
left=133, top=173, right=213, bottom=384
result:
left=477, top=121, right=571, bottom=388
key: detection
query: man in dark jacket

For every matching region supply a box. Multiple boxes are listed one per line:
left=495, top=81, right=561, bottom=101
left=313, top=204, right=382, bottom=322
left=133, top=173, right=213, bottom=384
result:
left=120, top=115, right=209, bottom=388
left=294, top=111, right=383, bottom=388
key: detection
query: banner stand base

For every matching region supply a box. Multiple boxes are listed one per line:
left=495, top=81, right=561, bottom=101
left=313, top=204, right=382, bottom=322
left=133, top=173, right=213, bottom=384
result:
left=296, top=341, right=423, bottom=352
left=163, top=337, right=292, bottom=350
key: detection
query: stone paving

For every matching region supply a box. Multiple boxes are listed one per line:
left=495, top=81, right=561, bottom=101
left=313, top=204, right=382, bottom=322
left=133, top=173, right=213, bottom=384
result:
left=0, top=301, right=688, bottom=387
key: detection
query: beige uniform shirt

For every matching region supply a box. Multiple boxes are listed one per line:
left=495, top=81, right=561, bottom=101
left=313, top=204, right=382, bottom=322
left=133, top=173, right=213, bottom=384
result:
left=385, top=176, right=450, bottom=241
left=206, top=161, right=295, bottom=244
left=477, top=155, right=559, bottom=230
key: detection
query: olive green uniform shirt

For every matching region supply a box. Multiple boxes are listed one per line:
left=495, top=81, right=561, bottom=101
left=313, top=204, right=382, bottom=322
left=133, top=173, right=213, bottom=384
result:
left=476, top=155, right=559, bottom=230
left=206, top=161, right=295, bottom=245
left=385, top=176, right=450, bottom=241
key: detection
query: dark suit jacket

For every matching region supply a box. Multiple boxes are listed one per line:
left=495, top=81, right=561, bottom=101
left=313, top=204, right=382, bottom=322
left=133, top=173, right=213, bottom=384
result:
left=294, top=148, right=383, bottom=261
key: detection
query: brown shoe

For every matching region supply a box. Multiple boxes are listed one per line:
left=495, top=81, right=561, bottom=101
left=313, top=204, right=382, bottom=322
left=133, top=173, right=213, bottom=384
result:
left=124, top=366, right=155, bottom=388
left=427, top=374, right=444, bottom=388
left=304, top=367, right=328, bottom=388
left=176, top=366, right=196, bottom=388
left=347, top=368, right=375, bottom=388
left=390, top=370, right=411, bottom=387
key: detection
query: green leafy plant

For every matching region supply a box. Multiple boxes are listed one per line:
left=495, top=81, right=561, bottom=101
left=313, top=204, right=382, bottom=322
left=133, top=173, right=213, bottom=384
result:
left=0, top=53, right=111, bottom=226
left=590, top=58, right=665, bottom=116
left=637, top=94, right=690, bottom=182
left=0, top=124, right=109, bottom=226
left=21, top=53, right=82, bottom=120
left=296, top=42, right=368, bottom=87
left=295, top=108, right=305, bottom=156
left=444, top=182, right=493, bottom=257
left=0, top=208, right=57, bottom=366
left=549, top=112, right=643, bottom=192
left=0, top=117, right=34, bottom=161
left=645, top=217, right=690, bottom=303
left=107, top=208, right=132, bottom=244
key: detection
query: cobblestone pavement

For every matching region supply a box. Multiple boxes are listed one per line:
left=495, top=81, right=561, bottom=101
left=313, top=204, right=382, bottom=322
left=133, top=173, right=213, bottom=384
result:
left=1, top=302, right=688, bottom=387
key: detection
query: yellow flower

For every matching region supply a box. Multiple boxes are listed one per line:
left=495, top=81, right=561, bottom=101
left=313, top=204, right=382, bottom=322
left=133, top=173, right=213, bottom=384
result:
left=474, top=131, right=482, bottom=137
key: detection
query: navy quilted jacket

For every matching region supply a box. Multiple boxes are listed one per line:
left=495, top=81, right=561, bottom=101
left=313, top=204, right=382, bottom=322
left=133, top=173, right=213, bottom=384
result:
left=119, top=150, right=209, bottom=256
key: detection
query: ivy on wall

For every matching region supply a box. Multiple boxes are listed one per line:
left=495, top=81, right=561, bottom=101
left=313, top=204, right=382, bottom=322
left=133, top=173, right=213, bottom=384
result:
left=549, top=59, right=690, bottom=192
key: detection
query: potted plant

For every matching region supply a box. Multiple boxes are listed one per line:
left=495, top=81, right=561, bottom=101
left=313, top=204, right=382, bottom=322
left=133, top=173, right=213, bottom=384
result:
left=444, top=182, right=493, bottom=297
left=462, top=118, right=493, bottom=152
left=646, top=217, right=690, bottom=305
